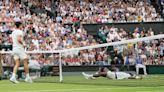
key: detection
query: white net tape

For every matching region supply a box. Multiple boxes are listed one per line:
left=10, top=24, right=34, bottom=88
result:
left=1, top=34, right=164, bottom=54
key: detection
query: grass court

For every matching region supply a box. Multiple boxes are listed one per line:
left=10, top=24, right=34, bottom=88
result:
left=0, top=74, right=164, bottom=92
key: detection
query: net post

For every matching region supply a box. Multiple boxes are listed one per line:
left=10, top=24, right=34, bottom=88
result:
left=59, top=52, right=63, bottom=82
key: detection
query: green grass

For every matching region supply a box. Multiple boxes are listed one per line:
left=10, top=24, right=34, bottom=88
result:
left=0, top=75, right=164, bottom=92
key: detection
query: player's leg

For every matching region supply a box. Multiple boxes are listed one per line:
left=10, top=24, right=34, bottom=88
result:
left=22, top=58, right=33, bottom=83
left=82, top=72, right=96, bottom=79
left=127, top=73, right=142, bottom=79
left=93, top=67, right=108, bottom=77
left=128, top=75, right=142, bottom=79
left=82, top=71, right=107, bottom=80
left=19, top=49, right=33, bottom=83
left=10, top=58, right=20, bottom=83
left=115, top=72, right=141, bottom=80
left=82, top=67, right=108, bottom=80
left=93, top=72, right=107, bottom=77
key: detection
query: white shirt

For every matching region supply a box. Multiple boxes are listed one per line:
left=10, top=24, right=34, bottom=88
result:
left=107, top=32, right=121, bottom=41
left=133, top=33, right=140, bottom=38
left=12, top=29, right=24, bottom=48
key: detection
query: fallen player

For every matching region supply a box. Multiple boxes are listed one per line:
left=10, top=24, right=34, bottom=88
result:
left=82, top=67, right=142, bottom=80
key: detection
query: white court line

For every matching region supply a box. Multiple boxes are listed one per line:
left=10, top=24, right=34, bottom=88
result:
left=136, top=91, right=164, bottom=92
left=9, top=87, right=163, bottom=92
left=9, top=88, right=113, bottom=92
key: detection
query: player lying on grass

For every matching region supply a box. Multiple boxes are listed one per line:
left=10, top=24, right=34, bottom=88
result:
left=82, top=67, right=142, bottom=80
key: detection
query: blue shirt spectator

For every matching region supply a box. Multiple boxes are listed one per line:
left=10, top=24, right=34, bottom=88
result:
left=125, top=56, right=130, bottom=65
left=136, top=56, right=143, bottom=65
left=56, top=15, right=63, bottom=23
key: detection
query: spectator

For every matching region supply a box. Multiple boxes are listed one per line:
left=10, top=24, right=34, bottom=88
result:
left=135, top=55, right=147, bottom=75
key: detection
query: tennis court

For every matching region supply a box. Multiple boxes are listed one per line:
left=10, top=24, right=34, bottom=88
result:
left=0, top=75, right=164, bottom=92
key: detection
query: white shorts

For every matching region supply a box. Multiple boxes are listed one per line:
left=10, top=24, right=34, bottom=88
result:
left=13, top=47, right=28, bottom=61
left=107, top=71, right=131, bottom=80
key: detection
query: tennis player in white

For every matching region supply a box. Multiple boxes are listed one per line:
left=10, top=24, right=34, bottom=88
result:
left=10, top=22, right=32, bottom=83
left=82, top=67, right=142, bottom=80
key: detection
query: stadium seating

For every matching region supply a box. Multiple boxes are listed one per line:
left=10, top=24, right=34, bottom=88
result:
left=0, top=0, right=163, bottom=67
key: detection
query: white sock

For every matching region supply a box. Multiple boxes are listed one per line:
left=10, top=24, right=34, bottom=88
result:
left=26, top=73, right=30, bottom=78
left=11, top=73, right=16, bottom=79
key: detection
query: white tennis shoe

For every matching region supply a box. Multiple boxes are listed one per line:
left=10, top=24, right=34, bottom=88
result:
left=10, top=77, right=19, bottom=84
left=25, top=77, right=33, bottom=83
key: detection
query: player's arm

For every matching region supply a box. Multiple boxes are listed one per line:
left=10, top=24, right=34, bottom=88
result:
left=17, top=35, right=25, bottom=45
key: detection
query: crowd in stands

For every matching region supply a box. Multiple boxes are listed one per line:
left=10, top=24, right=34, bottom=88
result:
left=0, top=0, right=164, bottom=67
left=57, top=0, right=163, bottom=23
left=0, top=0, right=97, bottom=50
left=59, top=26, right=164, bottom=66
left=1, top=26, right=163, bottom=66
left=98, top=26, right=164, bottom=65
left=98, top=26, right=156, bottom=43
